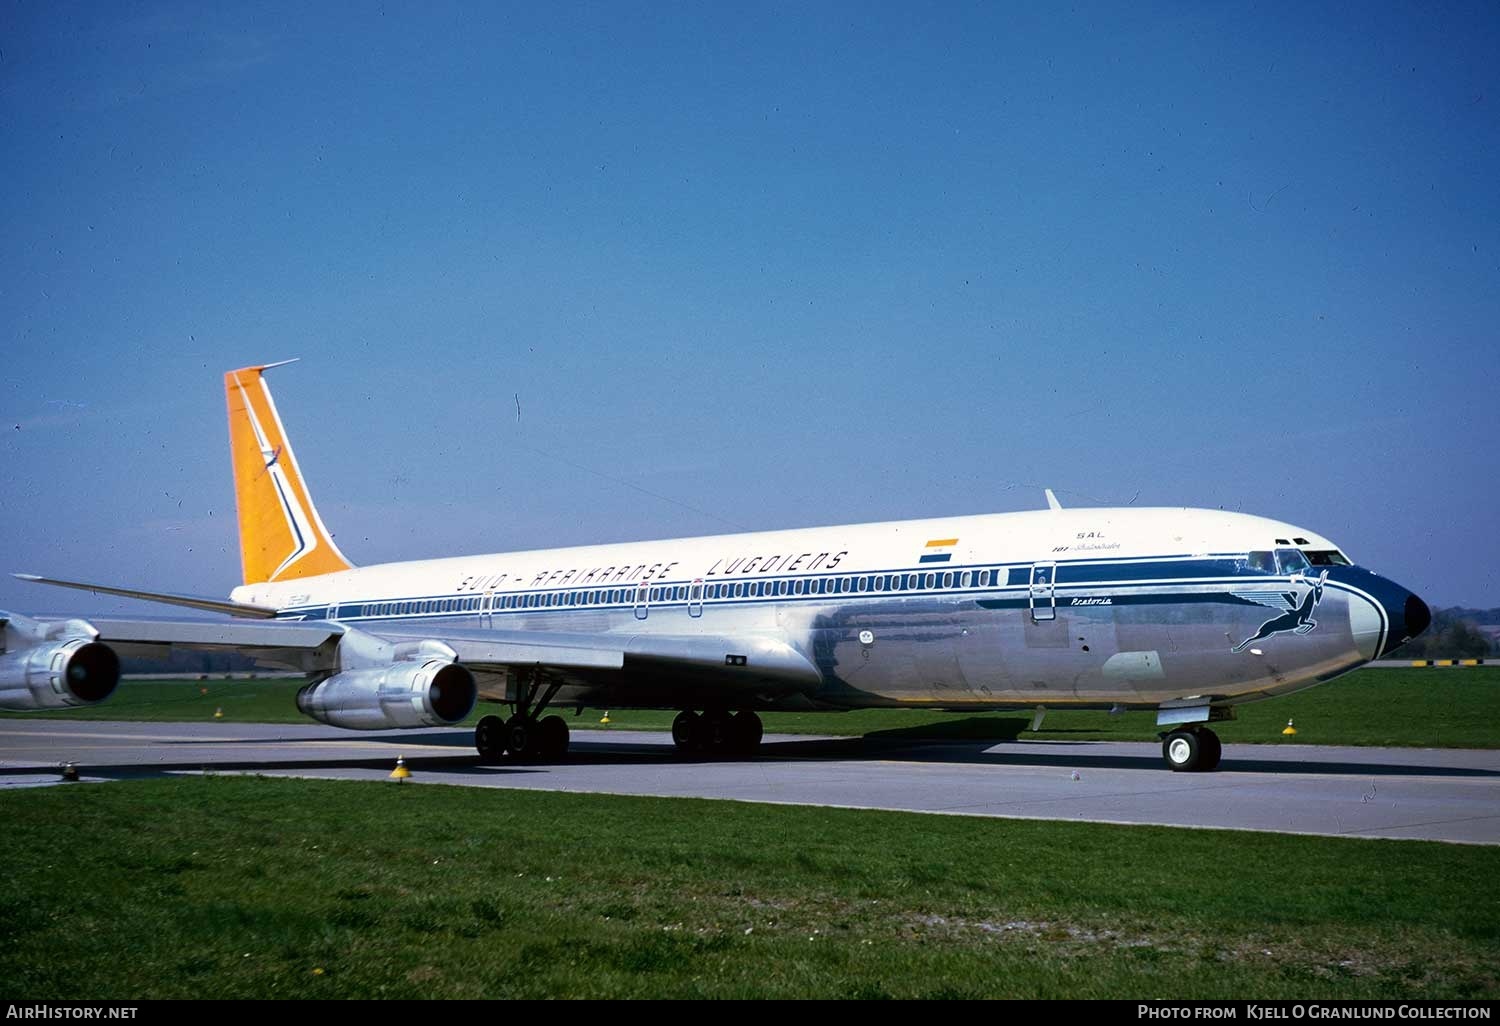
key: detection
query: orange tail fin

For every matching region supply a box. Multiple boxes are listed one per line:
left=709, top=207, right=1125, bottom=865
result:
left=225, top=361, right=354, bottom=585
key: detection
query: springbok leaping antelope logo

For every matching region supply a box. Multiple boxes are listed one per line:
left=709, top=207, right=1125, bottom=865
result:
left=1231, top=570, right=1330, bottom=653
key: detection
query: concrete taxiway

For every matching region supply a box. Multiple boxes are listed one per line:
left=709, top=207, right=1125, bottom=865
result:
left=1, top=719, right=1497, bottom=845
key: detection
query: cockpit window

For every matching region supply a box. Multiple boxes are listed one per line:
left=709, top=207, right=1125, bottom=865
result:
left=1275, top=548, right=1311, bottom=575
left=1246, top=551, right=1276, bottom=574
left=1304, top=550, right=1351, bottom=566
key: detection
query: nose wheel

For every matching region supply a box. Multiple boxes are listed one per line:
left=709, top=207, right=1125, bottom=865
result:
left=1161, top=726, right=1222, bottom=772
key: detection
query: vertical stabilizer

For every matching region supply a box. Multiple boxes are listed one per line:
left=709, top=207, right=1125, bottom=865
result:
left=225, top=362, right=354, bottom=585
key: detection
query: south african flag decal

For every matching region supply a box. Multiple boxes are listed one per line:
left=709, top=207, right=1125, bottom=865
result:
left=919, top=538, right=958, bottom=563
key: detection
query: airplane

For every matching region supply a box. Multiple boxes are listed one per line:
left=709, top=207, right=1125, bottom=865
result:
left=0, top=362, right=1431, bottom=772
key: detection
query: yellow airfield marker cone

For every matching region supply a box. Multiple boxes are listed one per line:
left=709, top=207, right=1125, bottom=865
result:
left=213, top=707, right=224, bottom=720
left=389, top=757, right=411, bottom=781
left=599, top=711, right=611, bottom=724
left=1282, top=719, right=1297, bottom=736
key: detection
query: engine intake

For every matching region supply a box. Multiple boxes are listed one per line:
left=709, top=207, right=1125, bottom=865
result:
left=297, top=659, right=476, bottom=730
left=0, top=637, right=120, bottom=711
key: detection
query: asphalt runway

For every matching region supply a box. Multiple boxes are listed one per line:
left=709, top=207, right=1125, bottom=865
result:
left=2, top=719, right=1497, bottom=845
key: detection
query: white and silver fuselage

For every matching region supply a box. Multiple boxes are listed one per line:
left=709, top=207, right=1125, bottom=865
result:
left=232, top=506, right=1428, bottom=714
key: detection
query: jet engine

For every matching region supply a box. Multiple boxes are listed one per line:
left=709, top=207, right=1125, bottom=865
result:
left=0, top=618, right=120, bottom=711
left=296, top=658, right=476, bottom=730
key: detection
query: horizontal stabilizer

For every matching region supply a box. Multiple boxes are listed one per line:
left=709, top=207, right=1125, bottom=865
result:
left=13, top=574, right=280, bottom=619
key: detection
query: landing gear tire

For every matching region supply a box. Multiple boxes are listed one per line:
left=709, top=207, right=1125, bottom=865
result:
left=1198, top=728, right=1222, bottom=771
left=475, top=714, right=506, bottom=762
left=506, top=715, right=536, bottom=761
left=1162, top=727, right=1220, bottom=772
left=1163, top=729, right=1201, bottom=772
left=537, top=715, right=570, bottom=761
left=727, top=710, right=763, bottom=757
left=694, top=709, right=731, bottom=753
left=672, top=710, right=699, bottom=752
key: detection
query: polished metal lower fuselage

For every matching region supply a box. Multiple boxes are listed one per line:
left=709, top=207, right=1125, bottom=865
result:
left=310, top=562, right=1402, bottom=714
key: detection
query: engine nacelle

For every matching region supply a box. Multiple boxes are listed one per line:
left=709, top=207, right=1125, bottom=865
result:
left=0, top=636, right=120, bottom=711
left=297, top=659, right=476, bottom=730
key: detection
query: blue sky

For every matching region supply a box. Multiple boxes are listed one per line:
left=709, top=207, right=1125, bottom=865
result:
left=2, top=1, right=1497, bottom=613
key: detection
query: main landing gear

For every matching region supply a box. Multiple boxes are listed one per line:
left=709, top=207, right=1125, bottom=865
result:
left=671, top=709, right=763, bottom=758
left=1160, top=725, right=1222, bottom=772
left=474, top=672, right=570, bottom=763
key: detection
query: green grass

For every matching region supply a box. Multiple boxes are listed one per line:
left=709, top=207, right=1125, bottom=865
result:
left=6, top=668, right=1497, bottom=748
left=1, top=777, right=1496, bottom=999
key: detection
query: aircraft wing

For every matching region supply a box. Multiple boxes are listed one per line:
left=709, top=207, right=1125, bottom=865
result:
left=1, top=610, right=821, bottom=712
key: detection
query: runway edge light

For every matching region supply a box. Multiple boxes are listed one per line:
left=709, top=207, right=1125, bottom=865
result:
left=1283, top=719, right=1297, bottom=736
left=389, top=757, right=411, bottom=781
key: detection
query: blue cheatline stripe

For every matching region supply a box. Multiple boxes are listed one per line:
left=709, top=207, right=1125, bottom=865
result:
left=980, top=592, right=1281, bottom=611
left=918, top=553, right=952, bottom=563
left=1008, top=558, right=1268, bottom=587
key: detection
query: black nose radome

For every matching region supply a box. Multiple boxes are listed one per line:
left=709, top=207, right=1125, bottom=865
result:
left=1379, top=588, right=1432, bottom=658
left=1403, top=593, right=1431, bottom=645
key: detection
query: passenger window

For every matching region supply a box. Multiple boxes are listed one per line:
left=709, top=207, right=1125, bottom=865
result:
left=924, top=573, right=936, bottom=589
left=942, top=572, right=953, bottom=588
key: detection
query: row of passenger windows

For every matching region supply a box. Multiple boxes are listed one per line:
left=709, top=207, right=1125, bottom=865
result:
left=346, top=569, right=1002, bottom=618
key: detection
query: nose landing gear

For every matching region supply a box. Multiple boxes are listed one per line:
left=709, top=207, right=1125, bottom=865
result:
left=1160, top=725, right=1222, bottom=772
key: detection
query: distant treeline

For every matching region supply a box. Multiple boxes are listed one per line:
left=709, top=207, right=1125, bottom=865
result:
left=1388, top=607, right=1497, bottom=659
left=1446, top=607, right=1500, bottom=623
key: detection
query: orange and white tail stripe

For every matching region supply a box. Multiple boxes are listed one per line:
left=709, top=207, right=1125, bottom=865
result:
left=225, top=361, right=353, bottom=585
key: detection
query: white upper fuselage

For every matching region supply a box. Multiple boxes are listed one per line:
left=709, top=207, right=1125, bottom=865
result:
left=233, top=507, right=1342, bottom=611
